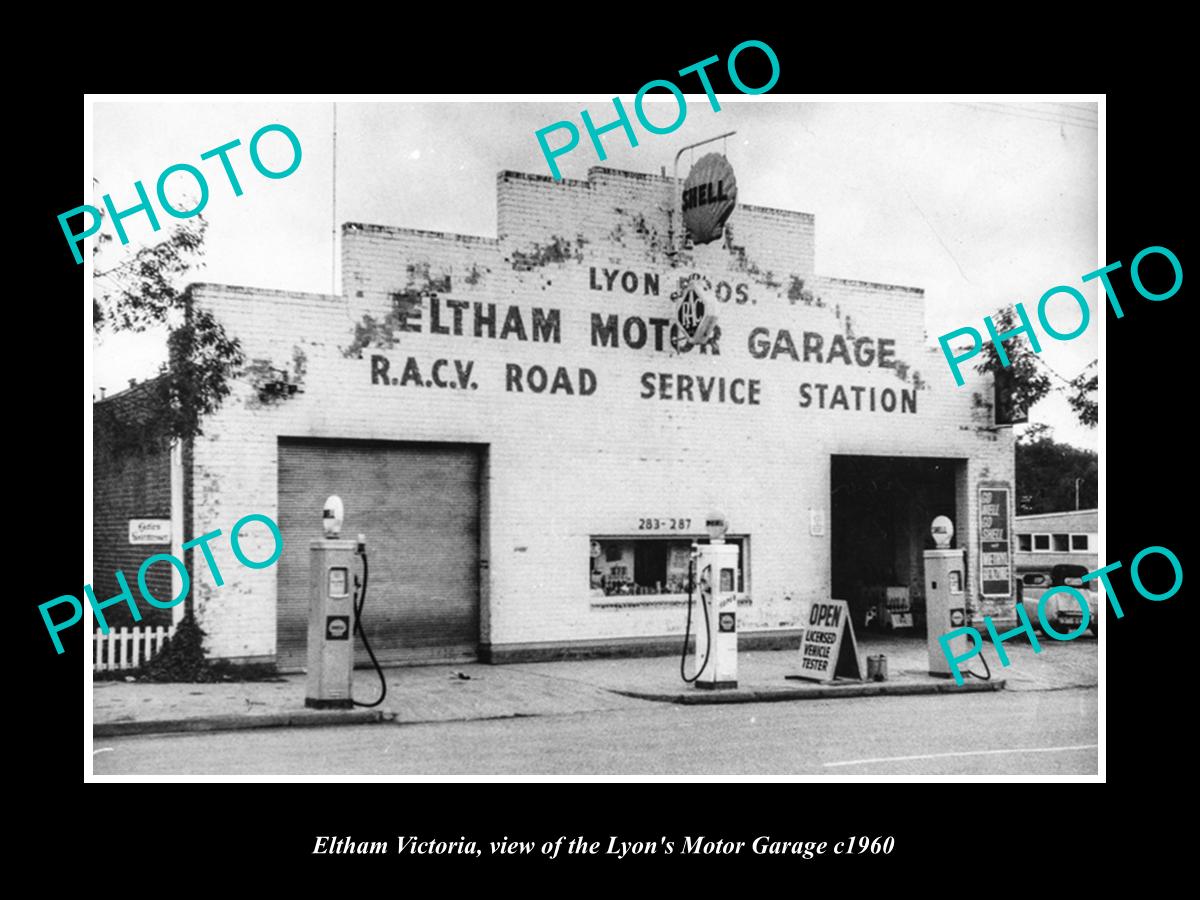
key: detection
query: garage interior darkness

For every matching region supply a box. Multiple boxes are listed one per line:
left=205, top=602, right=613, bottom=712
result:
left=830, top=455, right=960, bottom=636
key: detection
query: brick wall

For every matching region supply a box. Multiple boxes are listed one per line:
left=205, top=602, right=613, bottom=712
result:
left=92, top=387, right=174, bottom=631
left=188, top=165, right=1016, bottom=661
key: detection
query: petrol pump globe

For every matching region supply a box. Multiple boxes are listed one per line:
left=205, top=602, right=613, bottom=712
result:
left=323, top=495, right=344, bottom=538
left=706, top=511, right=729, bottom=542
left=930, top=515, right=954, bottom=549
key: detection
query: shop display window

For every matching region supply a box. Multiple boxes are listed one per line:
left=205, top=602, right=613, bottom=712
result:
left=589, top=537, right=747, bottom=597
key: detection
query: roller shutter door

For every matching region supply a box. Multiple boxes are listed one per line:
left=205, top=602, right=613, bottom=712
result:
left=277, top=439, right=481, bottom=669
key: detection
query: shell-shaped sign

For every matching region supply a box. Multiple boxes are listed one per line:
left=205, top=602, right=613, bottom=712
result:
left=682, top=153, right=737, bottom=245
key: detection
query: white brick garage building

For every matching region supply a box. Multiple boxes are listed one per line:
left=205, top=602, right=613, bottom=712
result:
left=182, top=166, right=1015, bottom=668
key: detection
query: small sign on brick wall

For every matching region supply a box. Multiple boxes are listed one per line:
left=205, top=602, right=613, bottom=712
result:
left=129, top=519, right=171, bottom=544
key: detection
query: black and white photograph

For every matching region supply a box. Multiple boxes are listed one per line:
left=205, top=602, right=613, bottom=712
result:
left=78, top=94, right=1107, bottom=780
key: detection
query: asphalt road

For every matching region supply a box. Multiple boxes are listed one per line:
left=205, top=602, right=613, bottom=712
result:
left=93, top=687, right=1097, bottom=776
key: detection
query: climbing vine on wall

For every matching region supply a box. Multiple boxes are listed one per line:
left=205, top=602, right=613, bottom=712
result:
left=342, top=266, right=453, bottom=359
left=245, top=346, right=308, bottom=408
left=93, top=214, right=246, bottom=455
left=509, top=234, right=588, bottom=270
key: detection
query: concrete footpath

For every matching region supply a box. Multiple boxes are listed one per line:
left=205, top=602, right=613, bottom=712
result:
left=93, top=634, right=1097, bottom=737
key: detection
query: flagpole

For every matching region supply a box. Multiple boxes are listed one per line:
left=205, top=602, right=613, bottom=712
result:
left=331, top=102, right=338, bottom=296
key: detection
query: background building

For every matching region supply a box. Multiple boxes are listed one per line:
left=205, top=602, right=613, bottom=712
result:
left=1013, top=508, right=1098, bottom=576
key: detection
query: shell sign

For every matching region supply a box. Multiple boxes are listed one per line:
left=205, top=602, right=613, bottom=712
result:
left=682, top=153, right=738, bottom=245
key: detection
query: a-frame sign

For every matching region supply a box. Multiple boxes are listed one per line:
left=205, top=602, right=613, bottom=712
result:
left=794, top=598, right=864, bottom=682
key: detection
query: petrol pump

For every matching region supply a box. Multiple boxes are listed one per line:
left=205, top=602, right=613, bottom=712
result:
left=680, top=512, right=740, bottom=690
left=305, top=496, right=387, bottom=709
left=924, top=515, right=970, bottom=677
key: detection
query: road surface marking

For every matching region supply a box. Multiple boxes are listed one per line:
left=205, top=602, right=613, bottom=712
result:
left=93, top=748, right=113, bottom=756
left=823, top=744, right=1098, bottom=767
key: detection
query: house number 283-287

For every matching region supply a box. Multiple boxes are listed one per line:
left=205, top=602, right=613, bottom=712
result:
left=638, top=518, right=692, bottom=531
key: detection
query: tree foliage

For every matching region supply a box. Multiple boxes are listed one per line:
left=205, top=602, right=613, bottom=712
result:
left=138, top=611, right=211, bottom=682
left=92, top=216, right=208, bottom=332
left=974, top=307, right=1053, bottom=422
left=1067, top=360, right=1098, bottom=427
left=93, top=215, right=245, bottom=455
left=1015, top=425, right=1097, bottom=514
left=974, top=306, right=1096, bottom=429
left=129, top=611, right=282, bottom=683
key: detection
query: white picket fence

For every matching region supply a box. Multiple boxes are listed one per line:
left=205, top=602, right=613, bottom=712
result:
left=93, top=625, right=176, bottom=672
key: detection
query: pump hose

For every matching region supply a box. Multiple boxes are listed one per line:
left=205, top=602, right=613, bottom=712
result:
left=679, top=556, right=714, bottom=684
left=965, top=651, right=992, bottom=682
left=352, top=551, right=388, bottom=708
left=963, top=621, right=992, bottom=681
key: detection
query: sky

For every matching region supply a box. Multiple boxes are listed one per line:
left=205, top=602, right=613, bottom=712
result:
left=91, top=98, right=1099, bottom=449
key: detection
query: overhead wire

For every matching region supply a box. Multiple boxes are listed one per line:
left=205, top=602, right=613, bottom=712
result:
left=954, top=102, right=1098, bottom=130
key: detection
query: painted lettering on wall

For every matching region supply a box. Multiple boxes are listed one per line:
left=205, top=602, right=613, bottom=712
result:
left=640, top=372, right=760, bottom=405
left=371, top=355, right=477, bottom=391
left=748, top=327, right=896, bottom=367
left=589, top=267, right=660, bottom=296
left=506, top=365, right=597, bottom=396
left=799, top=383, right=917, bottom=414
left=396, top=296, right=562, bottom=343
left=362, top=282, right=913, bottom=416
left=591, top=313, right=720, bottom=355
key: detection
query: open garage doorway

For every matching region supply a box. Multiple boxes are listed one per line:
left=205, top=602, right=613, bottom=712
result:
left=831, top=456, right=962, bottom=638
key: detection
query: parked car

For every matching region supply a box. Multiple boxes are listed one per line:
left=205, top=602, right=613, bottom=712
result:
left=1018, top=564, right=1098, bottom=636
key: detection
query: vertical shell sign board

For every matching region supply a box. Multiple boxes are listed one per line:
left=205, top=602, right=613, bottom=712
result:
left=682, top=153, right=737, bottom=245
left=979, top=486, right=1013, bottom=598
left=793, top=599, right=864, bottom=683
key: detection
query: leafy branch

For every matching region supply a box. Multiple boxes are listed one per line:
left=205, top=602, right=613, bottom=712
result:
left=1066, top=360, right=1098, bottom=427
left=93, top=212, right=245, bottom=455
left=975, top=306, right=1095, bottom=428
